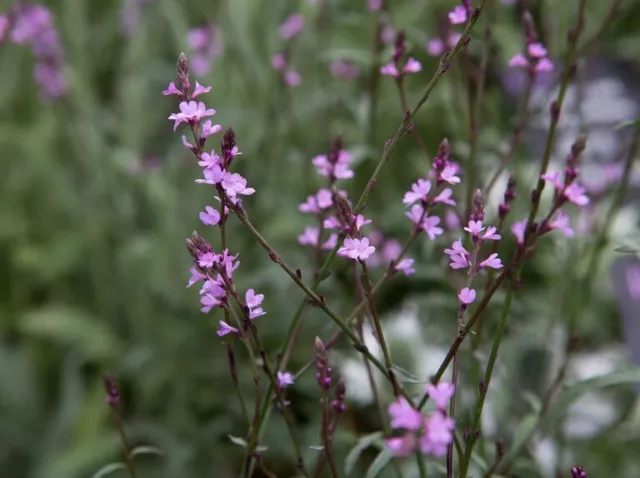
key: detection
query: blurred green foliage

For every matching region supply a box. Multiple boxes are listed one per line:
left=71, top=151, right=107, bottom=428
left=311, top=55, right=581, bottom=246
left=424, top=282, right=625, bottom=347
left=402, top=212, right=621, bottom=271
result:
left=2, top=0, right=640, bottom=477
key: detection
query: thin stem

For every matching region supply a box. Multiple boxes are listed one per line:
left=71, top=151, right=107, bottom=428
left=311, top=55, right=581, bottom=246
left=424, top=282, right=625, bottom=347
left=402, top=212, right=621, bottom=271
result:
left=226, top=342, right=250, bottom=426
left=112, top=412, right=137, bottom=478
left=321, top=390, right=339, bottom=478
left=416, top=451, right=428, bottom=478
left=396, top=78, right=430, bottom=158
left=575, top=0, right=622, bottom=57
left=360, top=261, right=401, bottom=396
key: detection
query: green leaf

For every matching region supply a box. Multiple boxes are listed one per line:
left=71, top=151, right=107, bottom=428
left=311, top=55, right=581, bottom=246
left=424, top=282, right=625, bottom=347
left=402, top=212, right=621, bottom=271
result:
left=20, top=307, right=121, bottom=361
left=615, top=243, right=640, bottom=254
left=508, top=412, right=539, bottom=460
left=543, top=368, right=640, bottom=429
left=365, top=448, right=394, bottom=478
left=614, top=119, right=640, bottom=130
left=91, top=463, right=126, bottom=478
left=228, top=435, right=248, bottom=448
left=131, top=445, right=166, bottom=457
left=345, top=432, right=384, bottom=475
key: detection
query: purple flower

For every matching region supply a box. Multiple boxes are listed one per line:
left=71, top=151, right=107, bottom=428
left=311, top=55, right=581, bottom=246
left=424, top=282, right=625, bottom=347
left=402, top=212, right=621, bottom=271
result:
left=434, top=189, right=456, bottom=206
left=405, top=204, right=425, bottom=226
left=403, top=179, right=432, bottom=205
left=448, top=6, right=467, bottom=24
left=419, top=412, right=455, bottom=456
left=388, top=397, right=422, bottom=431
left=298, top=226, right=338, bottom=250
left=312, top=150, right=354, bottom=179
left=527, top=42, right=548, bottom=58
left=221, top=172, right=256, bottom=197
left=426, top=382, right=455, bottom=410
left=201, top=120, right=222, bottom=138
left=511, top=219, right=527, bottom=245
left=187, top=267, right=207, bottom=288
left=192, top=81, right=212, bottom=98
left=464, top=220, right=484, bottom=236
left=482, top=226, right=501, bottom=241
left=423, top=216, right=444, bottom=240
left=395, top=258, right=416, bottom=276
left=337, top=237, right=376, bottom=261
left=279, top=14, right=305, bottom=40
left=426, top=38, right=445, bottom=57
left=564, top=183, right=589, bottom=206
left=440, top=165, right=461, bottom=185
left=246, top=288, right=266, bottom=319
left=163, top=82, right=182, bottom=97
left=458, top=287, right=476, bottom=305
left=284, top=70, right=301, bottom=86
left=169, top=101, right=216, bottom=131
left=330, top=60, right=359, bottom=80
left=277, top=371, right=294, bottom=389
left=217, top=320, right=238, bottom=337
left=272, top=53, right=287, bottom=71
left=479, top=253, right=502, bottom=270
left=368, top=0, right=383, bottom=11
left=200, top=206, right=221, bottom=226
left=187, top=24, right=223, bottom=75
left=380, top=58, right=422, bottom=77
left=445, top=239, right=470, bottom=270
left=548, top=211, right=574, bottom=237
left=198, top=252, right=217, bottom=269
left=299, top=189, right=334, bottom=213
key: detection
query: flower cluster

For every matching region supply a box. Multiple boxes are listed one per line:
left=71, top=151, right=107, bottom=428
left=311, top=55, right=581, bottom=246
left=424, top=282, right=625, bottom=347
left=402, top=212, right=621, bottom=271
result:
left=315, top=338, right=347, bottom=430
left=448, top=1, right=471, bottom=25
left=386, top=382, right=455, bottom=457
left=445, top=192, right=503, bottom=306
left=366, top=231, right=415, bottom=276
left=571, top=466, right=587, bottom=478
left=166, top=56, right=262, bottom=339
left=187, top=23, right=223, bottom=76
left=272, top=14, right=304, bottom=86
left=403, top=140, right=460, bottom=241
left=1, top=3, right=66, bottom=100
left=511, top=138, right=589, bottom=245
left=508, top=12, right=553, bottom=74
left=381, top=30, right=422, bottom=78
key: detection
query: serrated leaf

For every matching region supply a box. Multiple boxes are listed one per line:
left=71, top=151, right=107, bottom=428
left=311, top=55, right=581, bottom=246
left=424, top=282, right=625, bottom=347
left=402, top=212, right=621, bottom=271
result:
left=131, top=445, right=165, bottom=457
left=345, top=432, right=384, bottom=475
left=365, top=448, right=394, bottom=478
left=91, top=462, right=126, bottom=478
left=228, top=435, right=248, bottom=448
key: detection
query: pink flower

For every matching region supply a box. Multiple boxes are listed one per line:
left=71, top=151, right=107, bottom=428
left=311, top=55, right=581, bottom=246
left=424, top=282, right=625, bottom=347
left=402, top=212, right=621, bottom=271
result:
left=404, top=58, right=422, bottom=73
left=426, top=38, right=445, bottom=57
left=198, top=252, right=217, bottom=269
left=279, top=14, right=305, bottom=40
left=192, top=81, right=212, bottom=98
left=541, top=171, right=563, bottom=190
left=299, top=189, right=334, bottom=213
left=200, top=206, right=221, bottom=226
left=330, top=60, right=360, bottom=80
left=284, top=70, right=301, bottom=86
left=277, top=371, right=294, bottom=389
left=217, top=320, right=239, bottom=337
left=298, top=227, right=337, bottom=250
left=246, top=288, right=266, bottom=319
left=272, top=53, right=287, bottom=71
left=162, top=81, right=182, bottom=96
left=386, top=435, right=417, bottom=457
left=403, top=179, right=432, bottom=205
left=511, top=219, right=527, bottom=245
left=440, top=165, right=461, bottom=185
left=382, top=240, right=402, bottom=262
left=548, top=211, right=574, bottom=237
left=221, top=172, right=256, bottom=197
left=508, top=53, right=529, bottom=68
left=536, top=58, right=554, bottom=72
left=423, top=216, right=444, bottom=240
left=168, top=101, right=216, bottom=131
left=187, top=267, right=207, bottom=288
left=388, top=397, right=422, bottom=431
left=458, top=287, right=476, bottom=305
left=419, top=412, right=455, bottom=457
left=352, top=214, right=372, bottom=232
left=448, top=6, right=468, bottom=24
left=201, top=120, right=222, bottom=138
left=445, top=210, right=461, bottom=230
left=312, top=151, right=354, bottom=179
left=338, top=237, right=376, bottom=261
left=395, top=258, right=416, bottom=276
left=196, top=165, right=225, bottom=185
left=201, top=293, right=222, bottom=313
left=482, top=226, right=501, bottom=241
left=479, top=253, right=502, bottom=270
left=527, top=42, right=548, bottom=58
left=380, top=58, right=422, bottom=77
left=434, top=188, right=456, bottom=206
left=368, top=0, right=383, bottom=11
left=564, top=182, right=589, bottom=206
left=405, top=204, right=426, bottom=225
left=464, top=220, right=485, bottom=236
left=426, top=382, right=455, bottom=410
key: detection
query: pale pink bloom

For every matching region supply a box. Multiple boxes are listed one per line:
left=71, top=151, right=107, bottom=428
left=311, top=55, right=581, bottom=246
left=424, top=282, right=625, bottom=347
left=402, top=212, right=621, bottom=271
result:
left=541, top=171, right=563, bottom=190
left=482, top=226, right=501, bottom=241
left=386, top=435, right=417, bottom=456
left=198, top=252, right=217, bottom=269
left=426, top=382, right=455, bottom=410
left=277, top=371, right=294, bottom=389
left=426, top=38, right=445, bottom=56
left=323, top=233, right=339, bottom=250
left=298, top=227, right=338, bottom=250
left=458, top=287, right=476, bottom=305
left=182, top=136, right=195, bottom=151
left=548, top=211, right=574, bottom=237
left=368, top=0, right=383, bottom=11
left=440, top=165, right=461, bottom=184
left=299, top=189, right=333, bottom=213
left=312, top=151, right=354, bottom=179
left=217, top=320, right=239, bottom=337
left=464, top=220, right=485, bottom=236
left=200, top=206, right=221, bottom=226
left=444, top=239, right=468, bottom=257
left=509, top=53, right=529, bottom=68
left=434, top=188, right=456, bottom=206
left=419, top=412, right=455, bottom=457
left=198, top=150, right=222, bottom=169
left=195, top=165, right=224, bottom=185
left=187, top=267, right=207, bottom=288
left=388, top=397, right=422, bottom=431
left=201, top=120, right=222, bottom=138
left=445, top=210, right=461, bottom=230
left=284, top=70, right=301, bottom=86
left=395, top=258, right=416, bottom=276
left=527, top=42, right=548, bottom=58
left=564, top=182, right=589, bottom=206
left=423, top=216, right=444, bottom=240
left=404, top=57, right=422, bottom=73
left=279, top=14, right=305, bottom=40
left=405, top=204, right=426, bottom=225
left=330, top=60, right=360, bottom=79
left=448, top=6, right=468, bottom=24
left=380, top=62, right=399, bottom=77
left=353, top=214, right=372, bottom=232
left=168, top=101, right=216, bottom=131
left=403, top=179, right=432, bottom=205
left=323, top=216, right=342, bottom=229
left=338, top=237, right=376, bottom=261
left=536, top=58, right=554, bottom=72
left=272, top=53, right=287, bottom=71
left=380, top=58, right=422, bottom=77
left=383, top=240, right=402, bottom=262
left=201, top=293, right=222, bottom=313
left=221, top=172, right=256, bottom=197
left=479, top=253, right=502, bottom=269
left=626, top=267, right=640, bottom=300
left=162, top=81, right=182, bottom=96
left=191, top=81, right=211, bottom=98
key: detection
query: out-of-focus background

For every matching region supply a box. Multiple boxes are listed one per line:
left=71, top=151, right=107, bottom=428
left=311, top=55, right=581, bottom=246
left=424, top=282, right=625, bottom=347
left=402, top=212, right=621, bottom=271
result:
left=2, top=0, right=640, bottom=477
